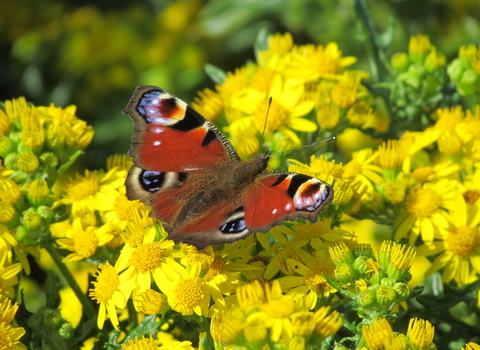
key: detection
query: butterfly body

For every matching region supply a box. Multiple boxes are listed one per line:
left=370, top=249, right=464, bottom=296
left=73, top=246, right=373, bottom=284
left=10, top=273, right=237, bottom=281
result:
left=124, top=86, right=333, bottom=249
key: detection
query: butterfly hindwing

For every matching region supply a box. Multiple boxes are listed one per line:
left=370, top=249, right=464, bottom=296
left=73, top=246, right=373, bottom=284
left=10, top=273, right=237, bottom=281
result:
left=244, top=172, right=333, bottom=231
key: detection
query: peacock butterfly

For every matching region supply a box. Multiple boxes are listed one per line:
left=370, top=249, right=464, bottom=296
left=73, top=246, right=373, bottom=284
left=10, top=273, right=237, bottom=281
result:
left=123, top=86, right=334, bottom=250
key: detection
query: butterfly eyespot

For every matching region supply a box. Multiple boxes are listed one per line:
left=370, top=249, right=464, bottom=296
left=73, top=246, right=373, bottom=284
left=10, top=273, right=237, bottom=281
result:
left=220, top=208, right=247, bottom=234
left=220, top=218, right=247, bottom=234
left=139, top=170, right=164, bottom=193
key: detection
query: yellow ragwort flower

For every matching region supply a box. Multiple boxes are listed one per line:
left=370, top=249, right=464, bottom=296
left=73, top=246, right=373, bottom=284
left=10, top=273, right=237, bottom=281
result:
left=417, top=193, right=480, bottom=285
left=89, top=261, right=137, bottom=330
left=407, top=318, right=435, bottom=349
left=362, top=318, right=394, bottom=350
left=395, top=179, right=457, bottom=245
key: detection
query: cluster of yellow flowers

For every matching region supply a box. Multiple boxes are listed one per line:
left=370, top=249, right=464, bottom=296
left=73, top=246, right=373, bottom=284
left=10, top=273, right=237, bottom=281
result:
left=1, top=32, right=480, bottom=349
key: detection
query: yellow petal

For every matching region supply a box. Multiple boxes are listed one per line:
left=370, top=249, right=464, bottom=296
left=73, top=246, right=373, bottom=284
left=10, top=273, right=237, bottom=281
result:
left=416, top=241, right=445, bottom=256
left=290, top=101, right=315, bottom=118
left=420, top=219, right=434, bottom=242
left=457, top=258, right=470, bottom=285
left=424, top=251, right=452, bottom=277
left=287, top=118, right=318, bottom=132
left=442, top=256, right=459, bottom=282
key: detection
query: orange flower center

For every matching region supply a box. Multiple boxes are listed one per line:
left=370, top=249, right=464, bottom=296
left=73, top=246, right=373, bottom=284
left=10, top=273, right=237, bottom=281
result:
left=406, top=188, right=441, bottom=219
left=130, top=243, right=163, bottom=272
left=446, top=226, right=478, bottom=257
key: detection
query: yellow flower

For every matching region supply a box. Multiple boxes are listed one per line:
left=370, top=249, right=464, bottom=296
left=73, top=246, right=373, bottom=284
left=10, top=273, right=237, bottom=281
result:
left=0, top=322, right=27, bottom=350
left=120, top=335, right=195, bottom=350
left=271, top=218, right=353, bottom=252
left=0, top=245, right=23, bottom=298
left=52, top=218, right=113, bottom=262
left=463, top=342, right=480, bottom=350
left=362, top=318, right=394, bottom=350
left=258, top=280, right=296, bottom=342
left=115, top=225, right=185, bottom=296
left=191, top=88, right=224, bottom=121
left=160, top=262, right=211, bottom=316
left=331, top=72, right=361, bottom=109
left=316, top=102, right=340, bottom=130
left=408, top=34, right=432, bottom=58
left=89, top=261, right=136, bottom=330
left=0, top=179, right=21, bottom=205
left=417, top=193, right=480, bottom=285
left=210, top=308, right=244, bottom=344
left=55, top=167, right=125, bottom=215
left=407, top=318, right=435, bottom=349
left=258, top=32, right=294, bottom=72
left=285, top=42, right=357, bottom=82
left=134, top=289, right=168, bottom=315
left=277, top=250, right=336, bottom=309
left=395, top=179, right=457, bottom=245
left=94, top=189, right=152, bottom=230
left=0, top=298, right=26, bottom=350
left=313, top=306, right=342, bottom=339
left=252, top=75, right=316, bottom=134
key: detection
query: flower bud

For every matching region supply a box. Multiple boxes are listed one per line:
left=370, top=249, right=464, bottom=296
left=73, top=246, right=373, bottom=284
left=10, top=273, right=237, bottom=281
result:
left=27, top=179, right=50, bottom=207
left=334, top=263, right=356, bottom=284
left=393, top=282, right=410, bottom=301
left=18, top=152, right=39, bottom=173
left=376, top=285, right=396, bottom=306
left=0, top=137, right=15, bottom=158
left=353, top=256, right=369, bottom=275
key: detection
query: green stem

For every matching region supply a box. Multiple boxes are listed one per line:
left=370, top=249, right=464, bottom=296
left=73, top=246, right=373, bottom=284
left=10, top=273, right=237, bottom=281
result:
left=195, top=315, right=214, bottom=346
left=352, top=0, right=383, bottom=82
left=43, top=240, right=97, bottom=320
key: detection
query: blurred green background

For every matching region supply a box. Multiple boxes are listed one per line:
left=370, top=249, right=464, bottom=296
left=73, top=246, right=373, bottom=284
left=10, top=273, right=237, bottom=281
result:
left=1, top=0, right=479, bottom=170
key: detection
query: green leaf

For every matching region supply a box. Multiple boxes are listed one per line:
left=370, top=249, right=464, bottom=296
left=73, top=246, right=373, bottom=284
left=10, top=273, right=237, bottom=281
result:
left=56, top=150, right=84, bottom=180
left=409, top=285, right=424, bottom=298
left=123, top=315, right=161, bottom=342
left=205, top=63, right=227, bottom=85
left=323, top=274, right=356, bottom=299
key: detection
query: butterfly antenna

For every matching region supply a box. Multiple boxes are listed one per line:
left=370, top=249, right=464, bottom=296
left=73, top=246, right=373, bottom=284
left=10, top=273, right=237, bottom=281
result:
left=259, top=97, right=273, bottom=153
left=269, top=137, right=336, bottom=157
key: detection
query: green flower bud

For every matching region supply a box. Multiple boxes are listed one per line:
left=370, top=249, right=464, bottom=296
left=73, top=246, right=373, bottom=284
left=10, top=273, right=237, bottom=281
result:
left=380, top=278, right=396, bottom=288
left=369, top=268, right=387, bottom=286
left=0, top=137, right=15, bottom=158
left=23, top=210, right=42, bottom=229
left=0, top=178, right=21, bottom=204
left=0, top=201, right=18, bottom=228
left=18, top=152, right=39, bottom=173
left=59, top=322, right=74, bottom=339
left=329, top=241, right=355, bottom=265
left=335, top=263, right=356, bottom=284
left=14, top=225, right=29, bottom=242
left=37, top=206, right=54, bottom=220
left=352, top=243, right=373, bottom=259
left=394, top=282, right=410, bottom=301
left=447, top=58, right=466, bottom=81
left=17, top=143, right=34, bottom=154
left=40, top=152, right=59, bottom=168
left=3, top=153, right=19, bottom=170
left=376, top=285, right=396, bottom=306
left=391, top=53, right=410, bottom=72
left=358, top=288, right=376, bottom=307
left=9, top=131, right=22, bottom=144
left=460, top=69, right=478, bottom=85
left=27, top=179, right=50, bottom=207
left=353, top=256, right=370, bottom=275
